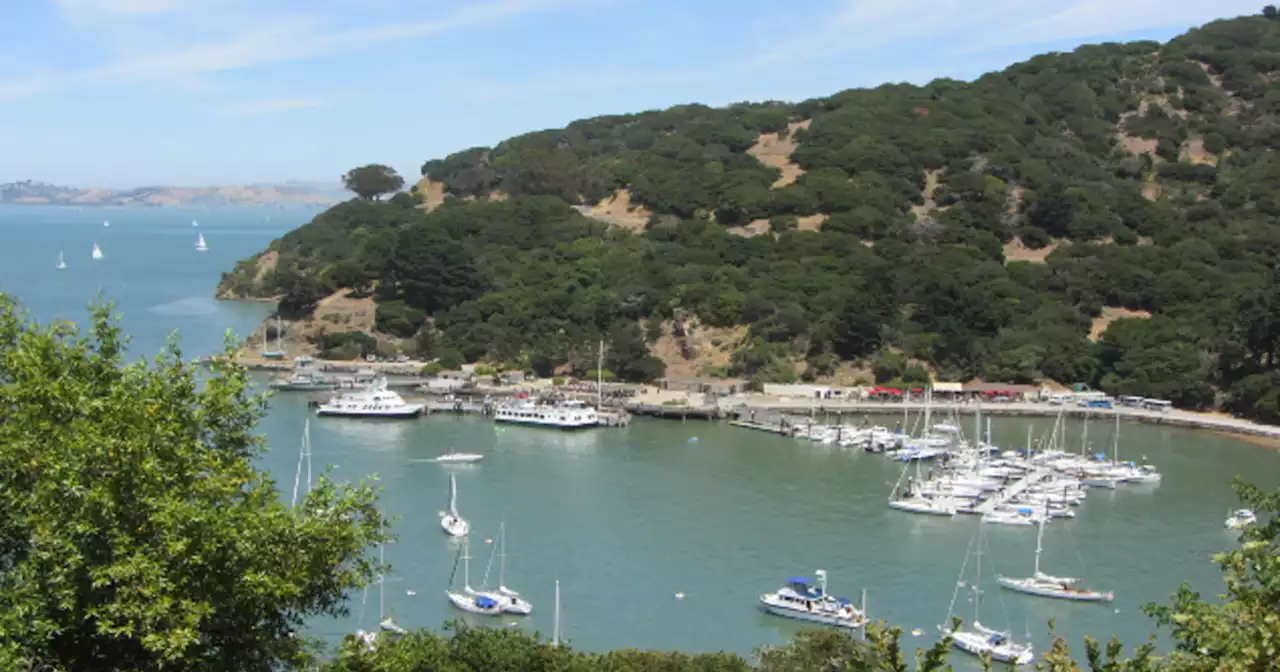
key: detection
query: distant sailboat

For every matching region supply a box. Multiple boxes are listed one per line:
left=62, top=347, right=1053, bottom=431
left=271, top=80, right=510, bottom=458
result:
left=56, top=251, right=67, bottom=270
left=91, top=243, right=104, bottom=261
left=196, top=232, right=208, bottom=252
left=103, top=219, right=110, bottom=228
left=192, top=219, right=199, bottom=227
left=260, top=315, right=285, bottom=359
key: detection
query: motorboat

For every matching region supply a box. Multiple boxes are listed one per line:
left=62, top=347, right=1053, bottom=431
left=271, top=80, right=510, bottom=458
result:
left=494, top=398, right=599, bottom=428
left=432, top=448, right=484, bottom=464
left=1225, top=509, right=1257, bottom=530
left=270, top=368, right=339, bottom=391
left=439, top=473, right=469, bottom=537
left=759, top=571, right=866, bottom=629
left=316, top=378, right=424, bottom=418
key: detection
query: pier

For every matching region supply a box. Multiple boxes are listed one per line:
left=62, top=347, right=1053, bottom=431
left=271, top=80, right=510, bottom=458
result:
left=970, top=470, right=1053, bottom=515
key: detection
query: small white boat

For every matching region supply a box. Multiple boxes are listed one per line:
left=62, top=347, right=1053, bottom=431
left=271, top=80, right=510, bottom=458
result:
left=446, top=537, right=503, bottom=615
left=103, top=219, right=109, bottom=228
left=889, top=496, right=957, bottom=516
left=997, top=511, right=1113, bottom=602
left=982, top=507, right=1049, bottom=527
left=439, top=473, right=469, bottom=537
left=192, top=219, right=199, bottom=227
left=91, top=243, right=104, bottom=261
left=195, top=232, right=208, bottom=252
left=1225, top=509, right=1257, bottom=530
left=432, top=448, right=484, bottom=463
left=56, top=250, right=67, bottom=270
left=759, top=571, right=866, bottom=629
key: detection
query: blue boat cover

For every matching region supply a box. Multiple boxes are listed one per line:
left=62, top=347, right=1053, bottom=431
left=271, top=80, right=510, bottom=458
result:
left=1017, top=507, right=1033, bottom=514
left=476, top=596, right=498, bottom=608
left=787, top=577, right=811, bottom=585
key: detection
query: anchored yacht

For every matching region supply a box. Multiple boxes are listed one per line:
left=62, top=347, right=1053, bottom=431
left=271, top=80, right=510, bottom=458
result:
left=759, top=571, right=866, bottom=629
left=316, top=378, right=424, bottom=418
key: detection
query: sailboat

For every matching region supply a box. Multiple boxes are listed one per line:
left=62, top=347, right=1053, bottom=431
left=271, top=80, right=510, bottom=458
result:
left=195, top=231, right=208, bottom=252
left=477, top=522, right=532, bottom=614
left=997, top=507, right=1114, bottom=602
left=291, top=418, right=313, bottom=509
left=445, top=537, right=503, bottom=615
left=355, top=535, right=407, bottom=644
left=56, top=250, right=66, bottom=270
left=103, top=219, right=110, bottom=228
left=91, top=243, right=104, bottom=260
left=260, top=315, right=285, bottom=359
left=439, top=473, right=469, bottom=537
left=552, top=580, right=562, bottom=647
left=192, top=219, right=199, bottom=227
left=941, top=527, right=1034, bottom=665
left=888, top=459, right=958, bottom=516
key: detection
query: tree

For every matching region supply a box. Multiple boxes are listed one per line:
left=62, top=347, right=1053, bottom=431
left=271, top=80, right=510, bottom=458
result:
left=343, top=164, right=405, bottom=201
left=0, top=298, right=386, bottom=670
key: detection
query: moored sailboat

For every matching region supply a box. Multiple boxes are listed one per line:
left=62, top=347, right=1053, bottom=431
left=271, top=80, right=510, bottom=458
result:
left=445, top=537, right=503, bottom=615
left=91, top=243, right=104, bottom=260
left=997, top=507, right=1113, bottom=602
left=56, top=250, right=66, bottom=270
left=941, top=528, right=1034, bottom=665
left=476, top=521, right=532, bottom=614
left=195, top=231, right=208, bottom=252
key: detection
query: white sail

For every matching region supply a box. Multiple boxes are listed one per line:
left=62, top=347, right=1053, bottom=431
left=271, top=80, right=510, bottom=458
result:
left=91, top=243, right=103, bottom=260
left=449, top=473, right=459, bottom=517
left=103, top=220, right=109, bottom=228
left=192, top=219, right=199, bottom=227
left=195, top=232, right=208, bottom=252
left=56, top=251, right=66, bottom=270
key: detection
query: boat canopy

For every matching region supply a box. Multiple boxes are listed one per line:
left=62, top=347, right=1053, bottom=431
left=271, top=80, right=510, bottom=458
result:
left=787, top=577, right=811, bottom=585
left=476, top=596, right=498, bottom=608
left=1017, top=507, right=1034, bottom=514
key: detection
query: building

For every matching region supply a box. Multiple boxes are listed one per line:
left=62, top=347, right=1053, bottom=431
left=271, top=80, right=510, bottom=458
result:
left=499, top=370, right=526, bottom=385
left=658, top=377, right=748, bottom=396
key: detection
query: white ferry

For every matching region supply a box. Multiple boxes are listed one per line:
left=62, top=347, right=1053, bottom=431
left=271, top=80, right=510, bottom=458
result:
left=493, top=398, right=599, bottom=429
left=316, top=378, right=424, bottom=418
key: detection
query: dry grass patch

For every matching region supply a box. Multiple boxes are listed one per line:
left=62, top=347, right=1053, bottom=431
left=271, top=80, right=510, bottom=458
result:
left=1003, top=237, right=1060, bottom=264
left=748, top=119, right=810, bottom=188
left=1089, top=306, right=1152, bottom=342
left=589, top=189, right=651, bottom=232
left=649, top=321, right=748, bottom=378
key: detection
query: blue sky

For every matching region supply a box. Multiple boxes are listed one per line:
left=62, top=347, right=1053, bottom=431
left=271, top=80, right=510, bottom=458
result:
left=0, top=0, right=1265, bottom=187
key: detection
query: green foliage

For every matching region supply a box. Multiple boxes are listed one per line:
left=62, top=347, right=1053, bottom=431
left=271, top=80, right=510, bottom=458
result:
left=343, top=164, right=406, bottom=201
left=375, top=300, right=426, bottom=339
left=421, top=361, right=444, bottom=375
left=0, top=297, right=386, bottom=670
left=436, top=347, right=465, bottom=370
left=218, top=12, right=1280, bottom=420
left=323, top=331, right=378, bottom=360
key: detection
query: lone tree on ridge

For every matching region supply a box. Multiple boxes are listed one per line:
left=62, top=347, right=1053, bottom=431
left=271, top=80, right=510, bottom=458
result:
left=343, top=164, right=405, bottom=200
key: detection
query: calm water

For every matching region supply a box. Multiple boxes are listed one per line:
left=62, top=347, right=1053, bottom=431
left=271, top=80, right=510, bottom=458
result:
left=2, top=205, right=1278, bottom=665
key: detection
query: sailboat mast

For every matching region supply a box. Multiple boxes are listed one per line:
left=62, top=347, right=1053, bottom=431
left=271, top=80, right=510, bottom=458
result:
left=597, top=340, right=604, bottom=409
left=1113, top=410, right=1121, bottom=464
left=498, top=521, right=507, bottom=587
left=378, top=540, right=386, bottom=620
left=463, top=537, right=472, bottom=589
left=974, top=532, right=983, bottom=624
left=1081, top=410, right=1089, bottom=456
left=552, top=580, right=561, bottom=647
left=1034, top=510, right=1045, bottom=576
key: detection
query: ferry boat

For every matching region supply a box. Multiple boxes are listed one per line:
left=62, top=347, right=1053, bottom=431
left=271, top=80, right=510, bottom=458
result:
left=270, top=368, right=338, bottom=391
left=758, top=571, right=866, bottom=629
left=316, top=378, right=424, bottom=418
left=493, top=398, right=599, bottom=429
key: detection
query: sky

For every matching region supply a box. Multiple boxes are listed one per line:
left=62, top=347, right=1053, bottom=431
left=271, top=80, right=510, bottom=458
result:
left=0, top=0, right=1267, bottom=187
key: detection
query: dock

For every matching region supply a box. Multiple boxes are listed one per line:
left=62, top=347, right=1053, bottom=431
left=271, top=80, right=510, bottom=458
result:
left=625, top=403, right=722, bottom=420
left=970, top=470, right=1053, bottom=515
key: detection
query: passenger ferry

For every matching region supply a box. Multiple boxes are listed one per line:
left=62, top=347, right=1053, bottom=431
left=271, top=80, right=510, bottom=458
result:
left=316, top=378, right=424, bottom=418
left=493, top=398, right=599, bottom=429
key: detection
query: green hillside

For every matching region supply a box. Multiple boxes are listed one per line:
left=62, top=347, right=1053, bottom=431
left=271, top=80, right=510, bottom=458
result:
left=219, top=11, right=1280, bottom=423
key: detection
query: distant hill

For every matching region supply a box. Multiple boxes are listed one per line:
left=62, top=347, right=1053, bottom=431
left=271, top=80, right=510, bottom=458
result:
left=0, top=180, right=346, bottom=207
left=220, top=11, right=1280, bottom=424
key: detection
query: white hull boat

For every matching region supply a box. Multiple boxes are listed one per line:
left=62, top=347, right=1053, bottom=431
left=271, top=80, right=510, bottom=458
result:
left=474, top=522, right=532, bottom=614
left=433, top=451, right=484, bottom=463
left=439, top=473, right=469, bottom=537
left=997, top=576, right=1113, bottom=601
left=1225, top=509, right=1257, bottom=530
left=982, top=507, right=1050, bottom=526
left=92, top=243, right=104, bottom=260
left=494, top=398, right=599, bottom=428
left=56, top=251, right=67, bottom=270
left=889, top=496, right=957, bottom=516
left=316, top=377, right=424, bottom=418
left=759, top=571, right=866, bottom=629
left=446, top=538, right=503, bottom=615
left=195, top=232, right=208, bottom=252
left=948, top=622, right=1034, bottom=665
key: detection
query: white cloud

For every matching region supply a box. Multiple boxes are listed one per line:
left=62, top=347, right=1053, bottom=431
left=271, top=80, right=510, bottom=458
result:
left=217, top=97, right=324, bottom=116
left=1, top=0, right=578, bottom=100
left=754, top=0, right=1262, bottom=68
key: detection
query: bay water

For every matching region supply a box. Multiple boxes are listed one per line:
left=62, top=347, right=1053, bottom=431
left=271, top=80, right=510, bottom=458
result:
left=2, top=205, right=1277, bottom=665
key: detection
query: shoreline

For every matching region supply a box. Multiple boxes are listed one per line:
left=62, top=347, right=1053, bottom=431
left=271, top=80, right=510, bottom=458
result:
left=722, top=400, right=1280, bottom=448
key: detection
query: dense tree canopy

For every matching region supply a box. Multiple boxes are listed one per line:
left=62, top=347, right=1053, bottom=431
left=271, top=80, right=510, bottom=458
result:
left=343, top=164, right=406, bottom=201
left=0, top=297, right=387, bottom=670
left=222, top=12, right=1280, bottom=420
